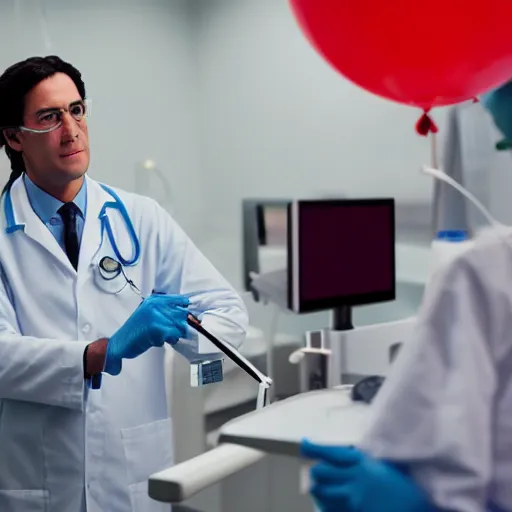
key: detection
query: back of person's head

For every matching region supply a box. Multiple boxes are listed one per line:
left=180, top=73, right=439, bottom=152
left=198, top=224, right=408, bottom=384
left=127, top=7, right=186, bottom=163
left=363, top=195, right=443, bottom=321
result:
left=0, top=56, right=86, bottom=194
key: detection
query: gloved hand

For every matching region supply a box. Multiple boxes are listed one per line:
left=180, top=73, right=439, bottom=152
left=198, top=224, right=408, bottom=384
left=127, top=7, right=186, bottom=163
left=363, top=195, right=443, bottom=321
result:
left=301, top=439, right=437, bottom=512
left=104, top=294, right=189, bottom=376
left=481, top=80, right=512, bottom=150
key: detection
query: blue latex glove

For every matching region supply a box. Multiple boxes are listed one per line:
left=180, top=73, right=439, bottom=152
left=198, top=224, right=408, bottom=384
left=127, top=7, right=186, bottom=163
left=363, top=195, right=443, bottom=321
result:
left=104, top=294, right=189, bottom=376
left=481, top=80, right=512, bottom=150
left=301, top=439, right=437, bottom=512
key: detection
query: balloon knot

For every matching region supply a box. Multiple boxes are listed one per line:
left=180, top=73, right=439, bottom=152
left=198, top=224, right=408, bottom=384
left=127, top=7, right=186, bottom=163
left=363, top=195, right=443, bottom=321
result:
left=472, top=97, right=480, bottom=103
left=415, top=111, right=438, bottom=136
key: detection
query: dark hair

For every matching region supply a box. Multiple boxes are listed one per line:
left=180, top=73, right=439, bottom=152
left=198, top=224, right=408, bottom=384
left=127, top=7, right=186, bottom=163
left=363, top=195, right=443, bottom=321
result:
left=0, top=56, right=86, bottom=195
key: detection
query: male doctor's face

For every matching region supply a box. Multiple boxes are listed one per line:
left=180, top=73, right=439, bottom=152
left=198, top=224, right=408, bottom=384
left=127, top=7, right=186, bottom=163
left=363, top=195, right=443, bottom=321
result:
left=14, top=72, right=90, bottom=189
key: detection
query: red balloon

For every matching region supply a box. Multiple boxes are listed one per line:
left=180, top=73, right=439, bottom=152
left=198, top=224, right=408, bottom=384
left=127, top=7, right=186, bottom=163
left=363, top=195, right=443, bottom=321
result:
left=289, top=0, right=512, bottom=111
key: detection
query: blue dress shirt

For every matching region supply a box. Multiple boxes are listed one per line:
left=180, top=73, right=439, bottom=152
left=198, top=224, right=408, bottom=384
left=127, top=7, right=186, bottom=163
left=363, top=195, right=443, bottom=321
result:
left=23, top=173, right=87, bottom=251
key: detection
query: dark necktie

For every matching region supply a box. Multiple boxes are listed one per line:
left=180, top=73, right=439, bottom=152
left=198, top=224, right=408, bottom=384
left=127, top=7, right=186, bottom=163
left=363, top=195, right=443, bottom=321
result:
left=58, top=202, right=80, bottom=270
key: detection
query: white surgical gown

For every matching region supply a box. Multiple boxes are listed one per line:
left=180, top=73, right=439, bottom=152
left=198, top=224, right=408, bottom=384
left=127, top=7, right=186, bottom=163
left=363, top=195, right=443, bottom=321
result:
left=360, top=226, right=512, bottom=512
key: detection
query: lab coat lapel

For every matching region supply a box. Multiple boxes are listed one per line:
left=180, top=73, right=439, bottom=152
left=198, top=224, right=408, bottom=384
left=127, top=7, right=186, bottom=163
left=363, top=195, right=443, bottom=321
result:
left=9, top=177, right=72, bottom=270
left=77, top=176, right=112, bottom=279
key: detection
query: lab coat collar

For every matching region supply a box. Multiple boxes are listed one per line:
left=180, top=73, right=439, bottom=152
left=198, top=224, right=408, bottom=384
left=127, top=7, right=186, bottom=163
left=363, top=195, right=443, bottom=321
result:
left=23, top=173, right=87, bottom=224
left=5, top=175, right=113, bottom=275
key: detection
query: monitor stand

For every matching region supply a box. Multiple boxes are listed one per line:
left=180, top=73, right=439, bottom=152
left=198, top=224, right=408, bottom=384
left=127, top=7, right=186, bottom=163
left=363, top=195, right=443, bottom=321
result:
left=332, top=304, right=353, bottom=331
left=328, top=304, right=354, bottom=386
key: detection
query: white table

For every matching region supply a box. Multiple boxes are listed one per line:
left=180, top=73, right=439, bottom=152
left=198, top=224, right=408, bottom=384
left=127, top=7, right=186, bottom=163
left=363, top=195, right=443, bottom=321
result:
left=148, top=388, right=371, bottom=503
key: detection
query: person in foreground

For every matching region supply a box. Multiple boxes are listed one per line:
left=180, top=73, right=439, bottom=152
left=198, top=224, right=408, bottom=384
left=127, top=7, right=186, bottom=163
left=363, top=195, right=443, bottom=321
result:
left=0, top=56, right=248, bottom=512
left=301, top=79, right=512, bottom=512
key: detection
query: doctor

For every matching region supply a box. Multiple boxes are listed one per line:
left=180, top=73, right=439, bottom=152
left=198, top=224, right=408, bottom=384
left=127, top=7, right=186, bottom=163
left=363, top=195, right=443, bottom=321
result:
left=301, top=80, right=512, bottom=512
left=0, top=55, right=248, bottom=512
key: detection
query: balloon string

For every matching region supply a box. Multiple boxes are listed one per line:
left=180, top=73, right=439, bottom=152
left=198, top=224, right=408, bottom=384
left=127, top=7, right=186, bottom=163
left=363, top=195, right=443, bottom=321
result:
left=415, top=111, right=438, bottom=137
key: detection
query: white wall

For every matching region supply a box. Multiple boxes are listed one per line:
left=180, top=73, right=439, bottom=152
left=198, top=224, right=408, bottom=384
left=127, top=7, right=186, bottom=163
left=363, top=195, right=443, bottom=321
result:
left=0, top=0, right=203, bottom=237
left=194, top=0, right=446, bottom=287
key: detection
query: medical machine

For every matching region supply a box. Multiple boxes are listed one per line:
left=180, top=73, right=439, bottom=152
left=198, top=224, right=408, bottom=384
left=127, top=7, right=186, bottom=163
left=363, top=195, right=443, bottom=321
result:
left=249, top=198, right=396, bottom=389
left=149, top=315, right=416, bottom=506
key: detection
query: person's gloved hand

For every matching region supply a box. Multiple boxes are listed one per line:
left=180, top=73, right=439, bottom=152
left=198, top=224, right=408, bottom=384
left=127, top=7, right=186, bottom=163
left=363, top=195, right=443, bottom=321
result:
left=481, top=80, right=512, bottom=150
left=104, top=294, right=189, bottom=376
left=301, top=439, right=437, bottom=512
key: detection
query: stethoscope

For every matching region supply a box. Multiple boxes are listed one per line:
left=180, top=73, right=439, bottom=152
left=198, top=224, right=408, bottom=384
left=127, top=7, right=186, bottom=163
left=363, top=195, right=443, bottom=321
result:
left=94, top=186, right=142, bottom=300
left=92, top=184, right=143, bottom=296
left=5, top=181, right=143, bottom=297
left=96, top=184, right=141, bottom=266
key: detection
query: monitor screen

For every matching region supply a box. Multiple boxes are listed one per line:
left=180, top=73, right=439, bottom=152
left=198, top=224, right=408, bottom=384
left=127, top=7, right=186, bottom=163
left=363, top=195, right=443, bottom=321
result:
left=288, top=199, right=395, bottom=313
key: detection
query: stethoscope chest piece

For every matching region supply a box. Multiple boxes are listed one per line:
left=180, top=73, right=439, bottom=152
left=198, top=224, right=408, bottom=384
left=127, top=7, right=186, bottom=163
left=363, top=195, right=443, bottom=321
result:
left=96, top=255, right=143, bottom=298
left=99, top=256, right=122, bottom=280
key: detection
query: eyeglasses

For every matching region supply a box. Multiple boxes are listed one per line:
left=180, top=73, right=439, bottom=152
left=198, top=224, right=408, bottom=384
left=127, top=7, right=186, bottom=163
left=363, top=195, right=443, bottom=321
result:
left=1, top=100, right=89, bottom=136
left=20, top=100, right=88, bottom=134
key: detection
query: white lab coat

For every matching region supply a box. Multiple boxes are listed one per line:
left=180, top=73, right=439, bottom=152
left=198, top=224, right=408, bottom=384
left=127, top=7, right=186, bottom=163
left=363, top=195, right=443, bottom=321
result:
left=0, top=175, right=248, bottom=512
left=359, top=226, right=512, bottom=512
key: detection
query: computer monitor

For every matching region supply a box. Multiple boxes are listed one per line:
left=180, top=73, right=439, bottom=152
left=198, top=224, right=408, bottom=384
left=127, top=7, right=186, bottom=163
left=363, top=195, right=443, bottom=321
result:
left=242, top=199, right=290, bottom=293
left=287, top=198, right=395, bottom=314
